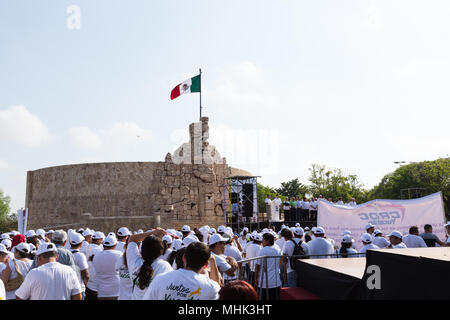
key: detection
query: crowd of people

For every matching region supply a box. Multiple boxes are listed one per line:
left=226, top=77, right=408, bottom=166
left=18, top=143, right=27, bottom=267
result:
left=0, top=220, right=449, bottom=300
left=263, top=195, right=357, bottom=222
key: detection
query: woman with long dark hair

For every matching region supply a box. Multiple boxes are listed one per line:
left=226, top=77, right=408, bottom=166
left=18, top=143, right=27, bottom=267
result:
left=339, top=235, right=358, bottom=258
left=126, top=229, right=172, bottom=300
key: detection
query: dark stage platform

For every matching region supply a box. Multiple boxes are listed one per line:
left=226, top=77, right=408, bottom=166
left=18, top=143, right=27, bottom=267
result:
left=295, top=247, right=450, bottom=300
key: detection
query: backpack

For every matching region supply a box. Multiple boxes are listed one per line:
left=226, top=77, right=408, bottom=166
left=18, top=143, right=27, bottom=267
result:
left=290, top=239, right=307, bottom=270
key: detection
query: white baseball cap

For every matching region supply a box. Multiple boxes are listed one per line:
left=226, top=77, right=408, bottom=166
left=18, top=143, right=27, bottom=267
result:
left=182, top=235, right=199, bottom=247
left=29, top=243, right=36, bottom=253
left=365, top=223, right=375, bottom=230
left=294, top=227, right=304, bottom=237
left=83, top=229, right=94, bottom=237
left=242, top=227, right=249, bottom=232
left=162, top=235, right=173, bottom=244
left=15, top=242, right=30, bottom=254
left=107, top=232, right=116, bottom=238
left=181, top=225, right=191, bottom=232
left=253, top=233, right=263, bottom=242
left=444, top=222, right=450, bottom=227
left=295, top=223, right=301, bottom=227
left=36, top=229, right=46, bottom=237
left=92, top=231, right=105, bottom=240
left=172, top=239, right=183, bottom=251
left=208, top=233, right=227, bottom=246
left=25, top=230, right=36, bottom=238
left=208, top=228, right=216, bottom=235
left=1, top=233, right=11, bottom=240
left=313, top=227, right=325, bottom=235
left=374, top=229, right=383, bottom=236
left=361, top=233, right=373, bottom=243
left=36, top=242, right=58, bottom=256
left=217, top=225, right=226, bottom=233
left=342, top=235, right=355, bottom=244
left=0, top=243, right=9, bottom=254
left=69, top=233, right=85, bottom=245
left=388, top=230, right=403, bottom=239
left=46, top=230, right=55, bottom=235
left=117, top=227, right=131, bottom=237
left=1, top=239, right=12, bottom=248
left=341, top=230, right=352, bottom=236
left=103, top=235, right=118, bottom=247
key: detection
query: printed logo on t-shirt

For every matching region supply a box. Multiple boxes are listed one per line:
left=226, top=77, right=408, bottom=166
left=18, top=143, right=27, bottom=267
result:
left=164, top=283, right=202, bottom=300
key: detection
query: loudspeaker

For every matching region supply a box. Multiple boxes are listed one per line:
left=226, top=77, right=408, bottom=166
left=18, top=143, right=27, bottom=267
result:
left=242, top=184, right=254, bottom=217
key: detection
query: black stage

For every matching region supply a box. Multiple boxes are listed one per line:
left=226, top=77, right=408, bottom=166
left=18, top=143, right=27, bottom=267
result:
left=296, top=247, right=450, bottom=300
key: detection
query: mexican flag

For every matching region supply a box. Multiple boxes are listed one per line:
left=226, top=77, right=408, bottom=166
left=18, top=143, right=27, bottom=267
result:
left=170, top=74, right=201, bottom=100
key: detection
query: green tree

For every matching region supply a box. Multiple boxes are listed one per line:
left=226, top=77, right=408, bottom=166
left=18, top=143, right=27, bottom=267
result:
left=368, top=157, right=450, bottom=214
left=307, top=164, right=368, bottom=203
left=0, top=189, right=16, bottom=233
left=257, top=183, right=277, bottom=213
left=275, top=178, right=309, bottom=199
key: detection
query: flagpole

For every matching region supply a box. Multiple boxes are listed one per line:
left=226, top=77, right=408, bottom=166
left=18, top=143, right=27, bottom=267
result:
left=199, top=68, right=202, bottom=121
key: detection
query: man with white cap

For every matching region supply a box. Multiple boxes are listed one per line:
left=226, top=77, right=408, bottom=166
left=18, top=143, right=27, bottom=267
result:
left=69, top=232, right=89, bottom=299
left=307, top=227, right=334, bottom=258
left=255, top=232, right=282, bottom=300
left=15, top=242, right=82, bottom=300
left=359, top=233, right=380, bottom=256
left=208, top=233, right=237, bottom=282
left=181, top=225, right=191, bottom=239
left=372, top=229, right=390, bottom=248
left=282, top=227, right=309, bottom=287
left=245, top=233, right=262, bottom=286
left=25, top=230, right=38, bottom=247
left=92, top=235, right=122, bottom=300
left=80, top=229, right=94, bottom=256
left=387, top=231, right=407, bottom=249
left=365, top=223, right=376, bottom=240
left=116, top=227, right=131, bottom=253
left=85, top=231, right=105, bottom=300
left=1, top=242, right=33, bottom=300
left=45, top=230, right=54, bottom=242
left=223, top=233, right=243, bottom=283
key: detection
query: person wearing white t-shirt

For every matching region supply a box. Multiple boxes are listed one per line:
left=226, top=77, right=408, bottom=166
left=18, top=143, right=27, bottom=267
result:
left=15, top=242, right=82, bottom=300
left=115, top=241, right=133, bottom=300
left=372, top=230, right=390, bottom=248
left=126, top=229, right=173, bottom=300
left=282, top=228, right=309, bottom=287
left=349, top=198, right=357, bottom=207
left=402, top=226, right=427, bottom=248
left=224, top=236, right=242, bottom=282
left=255, top=232, right=282, bottom=300
left=80, top=229, right=93, bottom=257
left=85, top=231, right=104, bottom=300
left=69, top=233, right=90, bottom=299
left=359, top=233, right=380, bottom=256
left=115, top=227, right=131, bottom=253
left=208, top=234, right=238, bottom=284
left=338, top=235, right=358, bottom=258
left=161, top=235, right=173, bottom=262
left=307, top=227, right=334, bottom=258
left=144, top=241, right=221, bottom=300
left=272, top=195, right=282, bottom=221
left=301, top=198, right=310, bottom=221
left=245, top=234, right=262, bottom=287
left=265, top=195, right=273, bottom=221
left=93, top=235, right=123, bottom=300
left=388, top=231, right=408, bottom=249
left=1, top=243, right=33, bottom=300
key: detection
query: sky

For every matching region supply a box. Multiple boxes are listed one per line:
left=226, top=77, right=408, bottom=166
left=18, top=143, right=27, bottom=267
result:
left=1, top=0, right=449, bottom=212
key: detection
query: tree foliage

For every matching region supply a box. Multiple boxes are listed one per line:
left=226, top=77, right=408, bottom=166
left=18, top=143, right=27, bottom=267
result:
left=275, top=178, right=309, bottom=199
left=307, top=164, right=368, bottom=203
left=368, top=157, right=450, bottom=213
left=0, top=189, right=15, bottom=233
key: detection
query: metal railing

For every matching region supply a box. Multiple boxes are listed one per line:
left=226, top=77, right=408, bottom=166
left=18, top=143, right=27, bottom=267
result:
left=235, top=252, right=363, bottom=300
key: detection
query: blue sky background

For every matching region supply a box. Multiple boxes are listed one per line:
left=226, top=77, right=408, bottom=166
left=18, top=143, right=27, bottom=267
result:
left=1, top=0, right=449, bottom=212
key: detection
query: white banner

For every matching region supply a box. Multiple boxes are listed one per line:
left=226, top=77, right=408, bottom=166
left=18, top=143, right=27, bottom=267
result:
left=17, top=208, right=28, bottom=235
left=317, top=192, right=447, bottom=250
